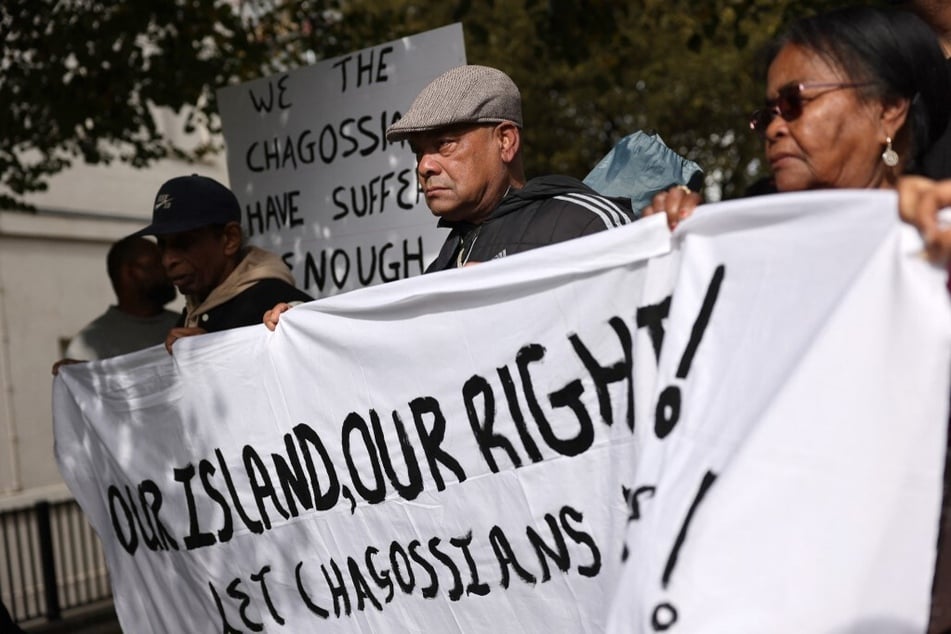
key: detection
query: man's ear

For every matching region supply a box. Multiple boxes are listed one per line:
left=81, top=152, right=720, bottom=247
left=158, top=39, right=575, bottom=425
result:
left=496, top=123, right=521, bottom=163
left=221, top=221, right=244, bottom=257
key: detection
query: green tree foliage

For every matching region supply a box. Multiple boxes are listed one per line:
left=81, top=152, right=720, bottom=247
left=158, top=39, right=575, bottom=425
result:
left=0, top=0, right=891, bottom=209
left=0, top=0, right=344, bottom=209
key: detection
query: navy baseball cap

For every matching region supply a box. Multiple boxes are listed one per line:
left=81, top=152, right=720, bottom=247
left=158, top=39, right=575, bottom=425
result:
left=133, top=174, right=240, bottom=236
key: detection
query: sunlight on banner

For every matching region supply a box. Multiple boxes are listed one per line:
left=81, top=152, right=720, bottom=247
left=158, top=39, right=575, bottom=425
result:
left=53, top=191, right=950, bottom=633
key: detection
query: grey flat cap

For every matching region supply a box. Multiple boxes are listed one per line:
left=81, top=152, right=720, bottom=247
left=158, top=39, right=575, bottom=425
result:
left=386, top=65, right=522, bottom=142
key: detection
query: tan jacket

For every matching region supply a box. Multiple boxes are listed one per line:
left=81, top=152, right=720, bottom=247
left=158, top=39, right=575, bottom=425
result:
left=183, top=247, right=297, bottom=328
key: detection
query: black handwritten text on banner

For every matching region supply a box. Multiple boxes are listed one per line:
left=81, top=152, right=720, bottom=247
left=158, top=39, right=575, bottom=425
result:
left=54, top=191, right=951, bottom=633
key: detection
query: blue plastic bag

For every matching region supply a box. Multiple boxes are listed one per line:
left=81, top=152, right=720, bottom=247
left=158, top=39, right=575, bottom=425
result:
left=583, top=131, right=704, bottom=216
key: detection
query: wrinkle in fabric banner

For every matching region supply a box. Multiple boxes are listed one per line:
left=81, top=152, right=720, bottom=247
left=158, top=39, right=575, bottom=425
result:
left=54, top=191, right=951, bottom=633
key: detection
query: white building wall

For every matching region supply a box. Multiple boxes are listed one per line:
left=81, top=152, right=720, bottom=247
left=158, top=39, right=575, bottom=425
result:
left=0, top=154, right=226, bottom=510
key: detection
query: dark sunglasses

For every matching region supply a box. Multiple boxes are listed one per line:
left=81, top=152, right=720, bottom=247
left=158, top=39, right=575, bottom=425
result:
left=749, top=82, right=874, bottom=135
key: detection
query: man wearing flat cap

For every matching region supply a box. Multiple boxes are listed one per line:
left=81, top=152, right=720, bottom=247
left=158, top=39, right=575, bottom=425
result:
left=134, top=174, right=311, bottom=352
left=384, top=64, right=636, bottom=271
left=263, top=65, right=635, bottom=330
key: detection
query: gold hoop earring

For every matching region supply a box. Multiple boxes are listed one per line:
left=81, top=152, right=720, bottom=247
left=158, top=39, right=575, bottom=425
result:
left=882, top=136, right=899, bottom=167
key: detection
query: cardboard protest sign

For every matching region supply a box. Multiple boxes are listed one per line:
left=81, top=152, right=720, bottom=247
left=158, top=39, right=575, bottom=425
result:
left=216, top=24, right=466, bottom=298
left=53, top=191, right=950, bottom=633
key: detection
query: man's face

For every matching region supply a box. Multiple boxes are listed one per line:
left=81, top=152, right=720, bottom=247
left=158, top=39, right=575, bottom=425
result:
left=131, top=242, right=176, bottom=306
left=155, top=226, right=231, bottom=300
left=409, top=124, right=510, bottom=224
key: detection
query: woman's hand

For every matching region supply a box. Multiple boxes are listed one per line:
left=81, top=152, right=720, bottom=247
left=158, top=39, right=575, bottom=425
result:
left=897, top=176, right=951, bottom=263
left=641, top=185, right=703, bottom=230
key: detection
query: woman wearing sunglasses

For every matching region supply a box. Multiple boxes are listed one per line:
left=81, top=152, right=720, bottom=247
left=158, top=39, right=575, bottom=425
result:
left=644, top=4, right=951, bottom=261
left=648, top=7, right=951, bottom=632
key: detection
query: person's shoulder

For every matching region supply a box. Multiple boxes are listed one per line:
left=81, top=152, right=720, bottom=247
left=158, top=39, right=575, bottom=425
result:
left=63, top=307, right=113, bottom=359
left=63, top=333, right=94, bottom=361
left=522, top=174, right=589, bottom=195
left=80, top=306, right=117, bottom=326
left=200, top=278, right=311, bottom=332
left=156, top=309, right=182, bottom=327
left=533, top=177, right=636, bottom=232
left=67, top=307, right=117, bottom=341
left=244, top=278, right=313, bottom=304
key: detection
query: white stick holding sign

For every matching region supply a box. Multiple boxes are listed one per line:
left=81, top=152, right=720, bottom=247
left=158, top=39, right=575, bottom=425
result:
left=217, top=24, right=466, bottom=298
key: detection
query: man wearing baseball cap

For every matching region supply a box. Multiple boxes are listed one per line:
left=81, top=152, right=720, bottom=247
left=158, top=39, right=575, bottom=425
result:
left=384, top=64, right=636, bottom=271
left=135, top=174, right=311, bottom=352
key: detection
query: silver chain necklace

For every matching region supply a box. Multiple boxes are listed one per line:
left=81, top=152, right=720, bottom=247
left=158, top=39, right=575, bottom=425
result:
left=456, top=225, right=483, bottom=267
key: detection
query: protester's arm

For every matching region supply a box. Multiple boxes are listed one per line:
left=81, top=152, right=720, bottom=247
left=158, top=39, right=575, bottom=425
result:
left=641, top=185, right=703, bottom=230
left=165, top=327, right=207, bottom=354
left=898, top=176, right=951, bottom=263
left=263, top=302, right=293, bottom=331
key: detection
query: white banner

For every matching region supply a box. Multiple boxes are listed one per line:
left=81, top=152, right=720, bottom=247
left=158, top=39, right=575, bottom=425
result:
left=53, top=191, right=951, bottom=633
left=216, top=24, right=466, bottom=297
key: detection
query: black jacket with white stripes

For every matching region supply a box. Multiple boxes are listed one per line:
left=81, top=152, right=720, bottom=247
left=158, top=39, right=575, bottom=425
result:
left=425, top=174, right=636, bottom=272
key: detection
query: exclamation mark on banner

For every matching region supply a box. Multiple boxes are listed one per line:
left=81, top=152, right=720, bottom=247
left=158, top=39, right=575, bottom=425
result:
left=651, top=470, right=718, bottom=631
left=654, top=265, right=725, bottom=439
